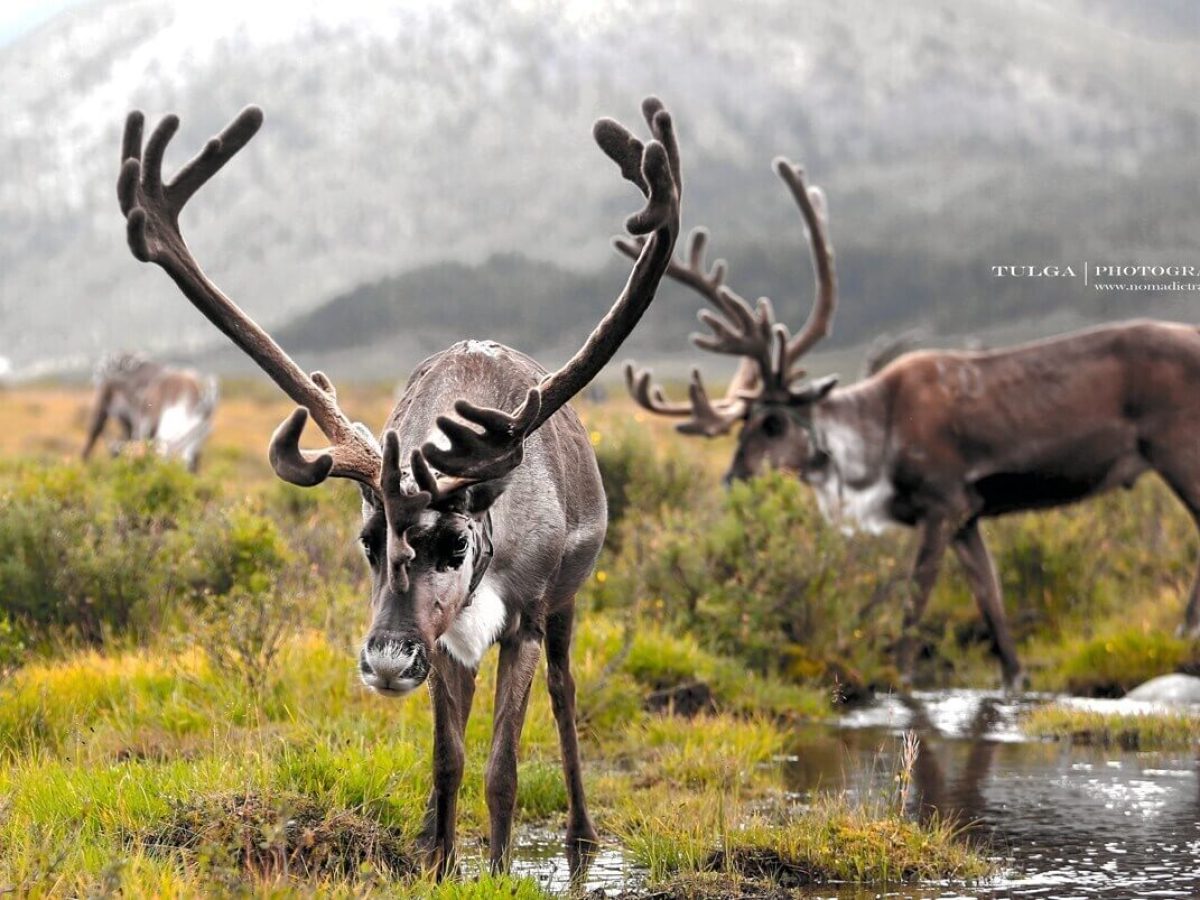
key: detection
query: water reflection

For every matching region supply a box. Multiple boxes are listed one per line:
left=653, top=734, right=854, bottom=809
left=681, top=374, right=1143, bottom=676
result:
left=506, top=691, right=1197, bottom=897
left=786, top=691, right=1200, bottom=898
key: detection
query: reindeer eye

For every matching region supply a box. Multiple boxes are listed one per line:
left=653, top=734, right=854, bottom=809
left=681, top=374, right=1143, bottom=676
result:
left=359, top=534, right=379, bottom=567
left=436, top=532, right=469, bottom=572
left=809, top=448, right=831, bottom=470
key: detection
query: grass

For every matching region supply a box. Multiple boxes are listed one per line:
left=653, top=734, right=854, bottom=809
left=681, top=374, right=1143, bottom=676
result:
left=614, top=779, right=989, bottom=892
left=1022, top=703, right=1200, bottom=749
left=15, top=378, right=1200, bottom=892
left=0, top=623, right=994, bottom=895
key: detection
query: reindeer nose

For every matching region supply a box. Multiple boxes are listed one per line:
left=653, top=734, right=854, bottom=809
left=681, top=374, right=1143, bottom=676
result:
left=359, top=634, right=428, bottom=696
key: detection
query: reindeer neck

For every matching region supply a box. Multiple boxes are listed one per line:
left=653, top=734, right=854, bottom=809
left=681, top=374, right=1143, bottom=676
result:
left=812, top=380, right=892, bottom=488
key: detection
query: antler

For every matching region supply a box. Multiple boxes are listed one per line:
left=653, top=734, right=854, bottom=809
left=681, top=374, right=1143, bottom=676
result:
left=617, top=230, right=767, bottom=437
left=774, top=158, right=837, bottom=378
left=117, top=107, right=388, bottom=493
left=618, top=155, right=837, bottom=434
left=119, top=99, right=680, bottom=504
left=418, top=96, right=682, bottom=483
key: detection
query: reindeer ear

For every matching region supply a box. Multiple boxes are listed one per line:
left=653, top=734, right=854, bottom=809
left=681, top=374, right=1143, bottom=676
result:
left=789, top=374, right=838, bottom=405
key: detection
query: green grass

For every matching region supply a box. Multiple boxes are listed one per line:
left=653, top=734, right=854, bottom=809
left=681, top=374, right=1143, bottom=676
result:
left=1023, top=702, right=1200, bottom=749
left=0, top=621, right=997, bottom=895
left=615, top=789, right=990, bottom=890
left=18, top=389, right=1197, bottom=893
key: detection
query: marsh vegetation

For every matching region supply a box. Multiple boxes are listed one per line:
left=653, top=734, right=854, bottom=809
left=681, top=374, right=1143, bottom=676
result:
left=0, top=383, right=1197, bottom=895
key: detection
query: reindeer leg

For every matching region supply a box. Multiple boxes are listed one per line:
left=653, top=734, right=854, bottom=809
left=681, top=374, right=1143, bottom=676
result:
left=487, top=630, right=542, bottom=873
left=81, top=385, right=114, bottom=460
left=952, top=520, right=1025, bottom=691
left=1154, top=473, right=1200, bottom=638
left=545, top=605, right=599, bottom=881
left=896, top=516, right=950, bottom=687
left=423, top=651, right=477, bottom=879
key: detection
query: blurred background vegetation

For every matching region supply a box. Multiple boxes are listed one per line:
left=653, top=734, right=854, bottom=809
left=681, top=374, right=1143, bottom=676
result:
left=3, top=383, right=1197, bottom=700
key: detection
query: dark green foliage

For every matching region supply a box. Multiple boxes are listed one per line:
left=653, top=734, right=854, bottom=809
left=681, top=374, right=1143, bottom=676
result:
left=0, top=458, right=320, bottom=652
left=592, top=422, right=705, bottom=549
left=589, top=469, right=905, bottom=684
left=584, top=428, right=1200, bottom=692
left=0, top=457, right=205, bottom=644
left=1061, top=631, right=1193, bottom=697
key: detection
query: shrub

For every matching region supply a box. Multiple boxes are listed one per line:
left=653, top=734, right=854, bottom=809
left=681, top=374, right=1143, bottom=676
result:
left=0, top=457, right=204, bottom=644
left=588, top=471, right=906, bottom=684
left=592, top=422, right=705, bottom=549
left=1060, top=630, right=1192, bottom=697
left=0, top=459, right=315, bottom=659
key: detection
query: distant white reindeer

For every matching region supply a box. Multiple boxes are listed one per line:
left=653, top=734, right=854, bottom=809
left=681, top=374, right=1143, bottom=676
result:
left=82, top=352, right=218, bottom=471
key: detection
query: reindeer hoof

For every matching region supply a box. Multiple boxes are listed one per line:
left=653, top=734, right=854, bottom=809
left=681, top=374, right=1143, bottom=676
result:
left=566, top=826, right=601, bottom=882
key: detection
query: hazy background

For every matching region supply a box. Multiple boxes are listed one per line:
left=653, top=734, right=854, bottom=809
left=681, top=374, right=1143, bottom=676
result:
left=2, top=0, right=1198, bottom=383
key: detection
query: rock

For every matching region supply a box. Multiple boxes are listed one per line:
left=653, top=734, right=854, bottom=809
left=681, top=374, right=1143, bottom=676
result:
left=1125, top=673, right=1200, bottom=705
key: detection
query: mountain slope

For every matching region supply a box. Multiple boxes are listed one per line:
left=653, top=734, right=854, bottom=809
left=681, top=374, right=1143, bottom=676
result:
left=2, top=0, right=1198, bottom=372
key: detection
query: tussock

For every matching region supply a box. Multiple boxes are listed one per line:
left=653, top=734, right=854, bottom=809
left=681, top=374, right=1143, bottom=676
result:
left=139, top=790, right=415, bottom=879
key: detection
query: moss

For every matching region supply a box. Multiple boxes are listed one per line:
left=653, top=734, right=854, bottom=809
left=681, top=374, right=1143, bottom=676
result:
left=1023, top=703, right=1200, bottom=749
left=1057, top=630, right=1194, bottom=697
left=616, top=791, right=992, bottom=890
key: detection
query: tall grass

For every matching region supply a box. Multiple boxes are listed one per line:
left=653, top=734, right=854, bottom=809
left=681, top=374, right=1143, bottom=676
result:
left=1, top=383, right=1194, bottom=892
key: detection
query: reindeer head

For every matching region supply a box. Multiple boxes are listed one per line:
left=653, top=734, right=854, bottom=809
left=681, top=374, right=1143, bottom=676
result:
left=115, top=98, right=681, bottom=696
left=621, top=158, right=838, bottom=485
left=724, top=374, right=839, bottom=484
left=351, top=398, right=539, bottom=696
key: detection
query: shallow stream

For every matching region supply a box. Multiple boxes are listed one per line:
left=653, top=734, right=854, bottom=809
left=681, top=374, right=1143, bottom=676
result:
left=514, top=690, right=1200, bottom=897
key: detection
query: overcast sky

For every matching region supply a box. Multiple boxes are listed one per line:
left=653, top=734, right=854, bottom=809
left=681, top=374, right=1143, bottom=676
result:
left=0, top=0, right=84, bottom=46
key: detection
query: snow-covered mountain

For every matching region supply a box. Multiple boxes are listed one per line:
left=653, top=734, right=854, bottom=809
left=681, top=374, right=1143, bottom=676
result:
left=2, top=0, right=1198, bottom=373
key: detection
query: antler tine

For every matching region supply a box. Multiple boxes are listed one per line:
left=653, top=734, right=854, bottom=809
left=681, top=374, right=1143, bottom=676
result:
left=774, top=158, right=837, bottom=375
left=624, top=363, right=694, bottom=417
left=614, top=227, right=745, bottom=323
left=423, top=98, right=683, bottom=488
left=420, top=388, right=542, bottom=485
left=379, top=432, right=431, bottom=592
left=676, top=368, right=747, bottom=437
left=614, top=213, right=773, bottom=430
left=622, top=361, right=748, bottom=437
left=117, top=107, right=383, bottom=492
left=692, top=291, right=783, bottom=393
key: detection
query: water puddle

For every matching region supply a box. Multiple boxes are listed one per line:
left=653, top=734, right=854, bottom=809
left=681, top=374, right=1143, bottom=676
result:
left=510, top=827, right=639, bottom=894
left=509, top=690, right=1199, bottom=897
left=792, top=690, right=1200, bottom=898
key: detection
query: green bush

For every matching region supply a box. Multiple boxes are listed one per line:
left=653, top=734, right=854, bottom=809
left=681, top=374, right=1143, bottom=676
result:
left=587, top=471, right=906, bottom=684
left=1060, top=630, right=1193, bottom=697
left=592, top=423, right=705, bottom=549
left=0, top=458, right=313, bottom=653
left=0, top=457, right=205, bottom=644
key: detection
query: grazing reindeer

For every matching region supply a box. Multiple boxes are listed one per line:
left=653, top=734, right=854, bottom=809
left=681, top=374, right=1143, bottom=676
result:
left=115, top=99, right=681, bottom=876
left=82, top=352, right=218, bottom=471
left=623, top=157, right=1200, bottom=690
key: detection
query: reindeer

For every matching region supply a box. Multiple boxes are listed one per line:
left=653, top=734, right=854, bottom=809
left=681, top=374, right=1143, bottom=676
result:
left=623, top=157, right=1200, bottom=690
left=115, top=98, right=681, bottom=876
left=82, top=352, right=218, bottom=471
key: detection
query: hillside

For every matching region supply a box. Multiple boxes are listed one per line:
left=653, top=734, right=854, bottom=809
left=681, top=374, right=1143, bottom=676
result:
left=2, top=0, right=1198, bottom=375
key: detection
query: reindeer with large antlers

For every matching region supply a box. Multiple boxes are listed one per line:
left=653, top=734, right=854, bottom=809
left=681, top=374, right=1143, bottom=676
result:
left=625, top=157, right=1200, bottom=690
left=117, top=99, right=681, bottom=877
